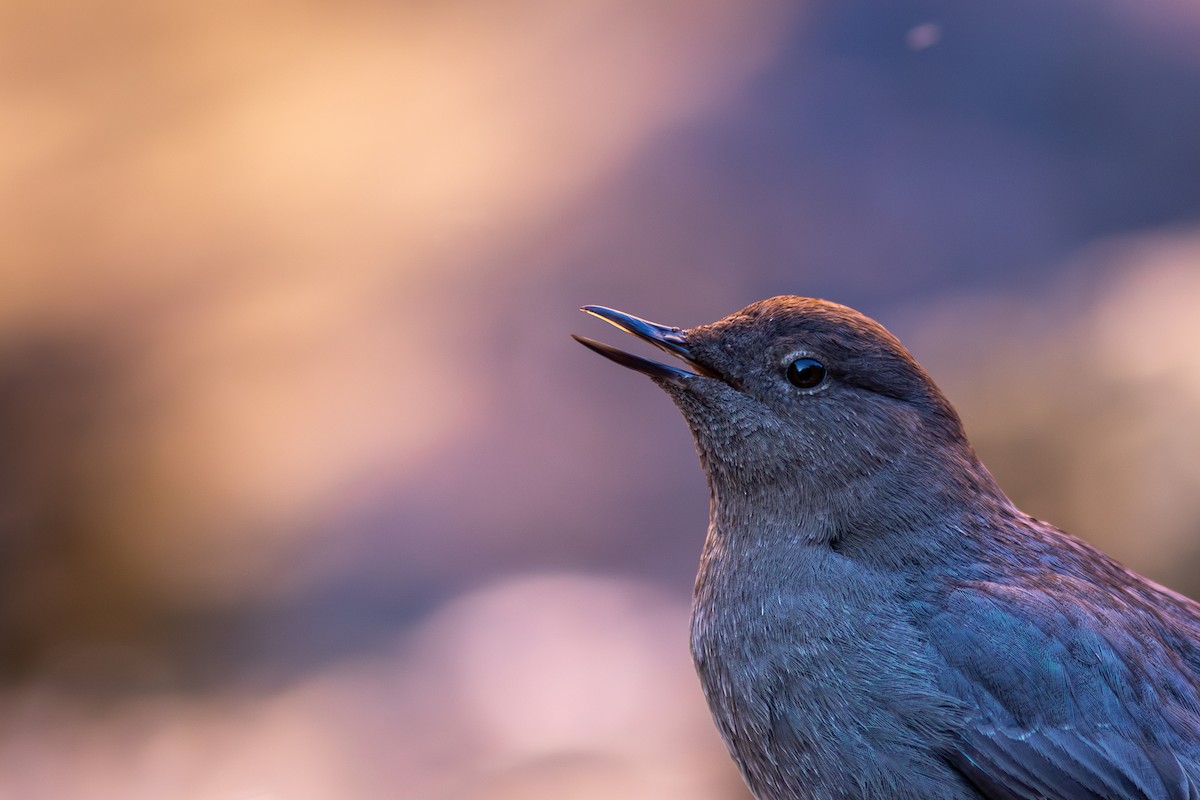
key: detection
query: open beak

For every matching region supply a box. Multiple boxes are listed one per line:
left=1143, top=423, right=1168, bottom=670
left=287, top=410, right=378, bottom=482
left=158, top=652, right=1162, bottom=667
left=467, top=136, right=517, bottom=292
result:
left=572, top=305, right=719, bottom=381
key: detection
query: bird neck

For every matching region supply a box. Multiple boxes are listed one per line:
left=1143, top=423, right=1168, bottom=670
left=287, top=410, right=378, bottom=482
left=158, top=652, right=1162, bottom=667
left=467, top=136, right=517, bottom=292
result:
left=702, top=437, right=1011, bottom=566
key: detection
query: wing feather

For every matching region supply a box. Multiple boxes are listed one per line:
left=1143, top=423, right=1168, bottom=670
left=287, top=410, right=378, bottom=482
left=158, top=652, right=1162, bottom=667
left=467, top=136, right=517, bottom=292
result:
left=925, top=581, right=1200, bottom=799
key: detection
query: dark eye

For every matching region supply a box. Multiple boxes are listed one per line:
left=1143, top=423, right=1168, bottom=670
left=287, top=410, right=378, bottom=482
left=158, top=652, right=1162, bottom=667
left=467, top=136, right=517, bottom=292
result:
left=786, top=357, right=827, bottom=389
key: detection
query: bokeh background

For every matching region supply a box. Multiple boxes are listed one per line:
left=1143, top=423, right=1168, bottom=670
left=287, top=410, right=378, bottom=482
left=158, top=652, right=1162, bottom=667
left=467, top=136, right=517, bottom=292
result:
left=4, top=0, right=1200, bottom=797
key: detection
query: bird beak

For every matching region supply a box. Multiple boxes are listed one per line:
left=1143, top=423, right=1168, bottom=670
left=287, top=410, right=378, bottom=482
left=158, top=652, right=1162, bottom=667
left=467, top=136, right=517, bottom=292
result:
left=572, top=305, right=719, bottom=381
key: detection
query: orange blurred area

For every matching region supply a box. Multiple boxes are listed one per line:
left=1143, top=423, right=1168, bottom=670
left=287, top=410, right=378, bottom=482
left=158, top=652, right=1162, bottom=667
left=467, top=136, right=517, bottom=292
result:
left=3, top=0, right=1200, bottom=796
left=0, top=0, right=795, bottom=606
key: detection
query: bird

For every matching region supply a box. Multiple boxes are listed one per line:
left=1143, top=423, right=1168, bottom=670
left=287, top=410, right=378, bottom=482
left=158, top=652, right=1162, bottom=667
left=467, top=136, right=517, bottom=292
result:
left=573, top=296, right=1200, bottom=800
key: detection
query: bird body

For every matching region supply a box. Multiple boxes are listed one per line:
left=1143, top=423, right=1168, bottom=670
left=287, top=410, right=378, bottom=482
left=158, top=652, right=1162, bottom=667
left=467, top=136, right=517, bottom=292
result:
left=575, top=297, right=1200, bottom=799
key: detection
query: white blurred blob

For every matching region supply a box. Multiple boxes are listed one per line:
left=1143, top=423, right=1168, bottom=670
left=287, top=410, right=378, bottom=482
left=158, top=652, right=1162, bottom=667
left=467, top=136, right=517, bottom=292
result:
left=1089, top=235, right=1200, bottom=394
left=905, top=22, right=943, bottom=51
left=405, top=574, right=739, bottom=799
left=0, top=574, right=742, bottom=800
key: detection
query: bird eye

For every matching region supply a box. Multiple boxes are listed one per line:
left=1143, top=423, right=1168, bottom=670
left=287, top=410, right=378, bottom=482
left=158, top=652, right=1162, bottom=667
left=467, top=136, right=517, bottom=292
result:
left=786, top=357, right=827, bottom=389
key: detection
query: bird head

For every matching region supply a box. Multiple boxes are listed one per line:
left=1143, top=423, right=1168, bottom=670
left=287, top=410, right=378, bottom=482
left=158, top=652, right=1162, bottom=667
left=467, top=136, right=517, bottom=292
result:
left=575, top=296, right=1004, bottom=546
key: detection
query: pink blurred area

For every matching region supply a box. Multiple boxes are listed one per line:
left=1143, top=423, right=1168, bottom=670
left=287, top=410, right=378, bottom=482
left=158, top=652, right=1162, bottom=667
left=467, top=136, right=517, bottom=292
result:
left=3, top=0, right=1200, bottom=797
left=0, top=575, right=741, bottom=799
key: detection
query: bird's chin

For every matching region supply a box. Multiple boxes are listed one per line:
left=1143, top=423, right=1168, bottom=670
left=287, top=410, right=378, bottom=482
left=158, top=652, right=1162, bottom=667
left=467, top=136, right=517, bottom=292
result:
left=655, top=379, right=769, bottom=450
left=654, top=372, right=741, bottom=405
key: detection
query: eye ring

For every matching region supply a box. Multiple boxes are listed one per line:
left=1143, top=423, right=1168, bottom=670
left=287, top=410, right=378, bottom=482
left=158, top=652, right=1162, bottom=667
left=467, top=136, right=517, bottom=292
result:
left=786, top=357, right=827, bottom=390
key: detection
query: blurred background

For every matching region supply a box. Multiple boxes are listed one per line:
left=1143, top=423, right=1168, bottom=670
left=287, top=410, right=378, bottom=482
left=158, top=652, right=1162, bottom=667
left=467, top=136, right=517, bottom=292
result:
left=3, top=0, right=1200, bottom=797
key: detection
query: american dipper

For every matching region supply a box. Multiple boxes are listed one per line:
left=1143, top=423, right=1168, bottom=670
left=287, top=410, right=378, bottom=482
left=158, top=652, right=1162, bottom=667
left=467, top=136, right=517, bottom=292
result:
left=573, top=296, right=1200, bottom=800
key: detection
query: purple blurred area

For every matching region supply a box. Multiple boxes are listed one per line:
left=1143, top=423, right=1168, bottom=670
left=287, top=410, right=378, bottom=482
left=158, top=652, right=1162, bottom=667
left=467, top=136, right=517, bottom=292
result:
left=3, top=0, right=1200, bottom=796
